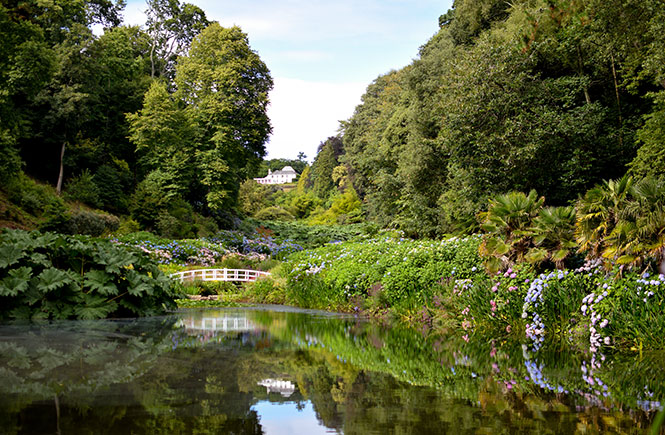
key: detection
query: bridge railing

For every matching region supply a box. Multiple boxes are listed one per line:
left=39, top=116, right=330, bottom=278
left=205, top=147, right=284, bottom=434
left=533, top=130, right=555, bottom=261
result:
left=169, top=268, right=271, bottom=283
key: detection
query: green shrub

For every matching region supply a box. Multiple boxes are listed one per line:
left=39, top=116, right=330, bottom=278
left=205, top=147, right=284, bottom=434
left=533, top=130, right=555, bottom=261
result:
left=156, top=211, right=189, bottom=239
left=0, top=229, right=178, bottom=320
left=584, top=269, right=665, bottom=351
left=64, top=169, right=101, bottom=208
left=5, top=174, right=58, bottom=216
left=116, top=218, right=140, bottom=235
left=244, top=275, right=286, bottom=304
left=254, top=206, right=295, bottom=221
left=93, top=163, right=131, bottom=213
left=40, top=204, right=120, bottom=237
left=129, top=171, right=172, bottom=228
left=217, top=255, right=247, bottom=270
left=283, top=236, right=484, bottom=311
left=38, top=197, right=70, bottom=232
left=67, top=209, right=120, bottom=236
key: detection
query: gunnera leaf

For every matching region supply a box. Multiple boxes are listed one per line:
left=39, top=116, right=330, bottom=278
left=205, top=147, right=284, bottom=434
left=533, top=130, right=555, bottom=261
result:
left=38, top=268, right=74, bottom=292
left=84, top=270, right=118, bottom=296
left=0, top=245, right=25, bottom=269
left=74, top=294, right=116, bottom=320
left=0, top=267, right=33, bottom=296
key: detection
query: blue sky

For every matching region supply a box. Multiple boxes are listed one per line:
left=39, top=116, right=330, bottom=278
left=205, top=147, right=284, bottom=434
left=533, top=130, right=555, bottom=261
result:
left=124, top=0, right=452, bottom=161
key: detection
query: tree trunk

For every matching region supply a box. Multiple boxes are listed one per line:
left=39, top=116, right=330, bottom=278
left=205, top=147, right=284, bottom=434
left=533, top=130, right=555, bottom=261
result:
left=577, top=45, right=591, bottom=105
left=56, top=142, right=65, bottom=195
left=610, top=52, right=623, bottom=147
left=54, top=394, right=61, bottom=435
left=150, top=39, right=157, bottom=79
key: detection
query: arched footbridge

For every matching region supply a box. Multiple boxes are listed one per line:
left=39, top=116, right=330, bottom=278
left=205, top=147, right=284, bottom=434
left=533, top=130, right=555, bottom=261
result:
left=169, top=268, right=271, bottom=283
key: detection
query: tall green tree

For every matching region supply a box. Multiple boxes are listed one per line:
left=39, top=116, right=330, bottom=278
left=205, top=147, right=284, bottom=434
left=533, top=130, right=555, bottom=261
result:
left=127, top=81, right=195, bottom=197
left=174, top=23, right=272, bottom=211
left=311, top=137, right=343, bottom=200
left=145, top=0, right=208, bottom=80
left=0, top=1, right=56, bottom=181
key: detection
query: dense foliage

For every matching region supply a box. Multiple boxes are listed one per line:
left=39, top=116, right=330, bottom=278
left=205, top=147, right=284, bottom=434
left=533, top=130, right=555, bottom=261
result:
left=1, top=0, right=272, bottom=235
left=332, top=0, right=665, bottom=236
left=282, top=236, right=483, bottom=310
left=272, top=234, right=665, bottom=351
left=0, top=229, right=178, bottom=320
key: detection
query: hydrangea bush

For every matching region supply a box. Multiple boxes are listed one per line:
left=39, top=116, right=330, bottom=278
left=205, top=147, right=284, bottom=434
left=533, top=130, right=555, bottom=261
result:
left=283, top=236, right=483, bottom=310
left=584, top=269, right=665, bottom=351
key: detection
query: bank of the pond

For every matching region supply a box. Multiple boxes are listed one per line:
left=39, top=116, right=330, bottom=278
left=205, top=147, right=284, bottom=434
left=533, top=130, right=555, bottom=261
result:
left=233, top=237, right=665, bottom=353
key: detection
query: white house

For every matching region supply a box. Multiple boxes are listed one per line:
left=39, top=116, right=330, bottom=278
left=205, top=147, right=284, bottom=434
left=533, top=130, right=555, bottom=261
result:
left=253, top=166, right=298, bottom=185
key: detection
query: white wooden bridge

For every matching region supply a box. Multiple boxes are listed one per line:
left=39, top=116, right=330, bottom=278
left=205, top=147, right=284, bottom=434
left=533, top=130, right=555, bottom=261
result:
left=169, top=268, right=271, bottom=283
left=184, top=315, right=254, bottom=333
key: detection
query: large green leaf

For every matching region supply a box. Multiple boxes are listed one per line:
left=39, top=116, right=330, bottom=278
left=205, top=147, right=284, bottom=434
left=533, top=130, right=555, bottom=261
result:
left=0, top=267, right=32, bottom=296
left=9, top=306, right=32, bottom=320
left=126, top=270, right=154, bottom=297
left=74, top=294, right=116, bottom=320
left=0, top=245, right=24, bottom=269
left=485, top=237, right=510, bottom=256
left=552, top=249, right=570, bottom=262
left=525, top=248, right=548, bottom=264
left=616, top=254, right=637, bottom=265
left=38, top=268, right=74, bottom=292
left=94, top=246, right=136, bottom=275
left=28, top=252, right=52, bottom=268
left=84, top=270, right=118, bottom=296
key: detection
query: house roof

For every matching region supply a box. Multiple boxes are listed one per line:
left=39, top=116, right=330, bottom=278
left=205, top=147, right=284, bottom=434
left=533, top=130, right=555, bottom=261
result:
left=270, top=166, right=297, bottom=176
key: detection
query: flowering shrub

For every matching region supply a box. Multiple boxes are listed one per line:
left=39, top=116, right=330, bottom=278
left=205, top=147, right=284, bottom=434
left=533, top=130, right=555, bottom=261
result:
left=443, top=265, right=530, bottom=337
left=283, top=236, right=483, bottom=310
left=113, top=229, right=303, bottom=266
left=206, top=230, right=303, bottom=260
left=116, top=239, right=226, bottom=266
left=521, top=269, right=594, bottom=351
left=583, top=270, right=665, bottom=351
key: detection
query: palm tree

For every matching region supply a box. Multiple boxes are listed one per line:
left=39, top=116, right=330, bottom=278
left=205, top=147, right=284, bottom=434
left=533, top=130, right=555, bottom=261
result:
left=526, top=206, right=577, bottom=269
left=576, top=175, right=665, bottom=272
left=478, top=190, right=544, bottom=272
left=606, top=177, right=665, bottom=271
left=575, top=175, right=634, bottom=260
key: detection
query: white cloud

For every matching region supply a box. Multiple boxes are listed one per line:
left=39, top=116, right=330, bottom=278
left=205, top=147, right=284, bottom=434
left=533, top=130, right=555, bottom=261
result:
left=123, top=1, right=147, bottom=26
left=266, top=77, right=367, bottom=161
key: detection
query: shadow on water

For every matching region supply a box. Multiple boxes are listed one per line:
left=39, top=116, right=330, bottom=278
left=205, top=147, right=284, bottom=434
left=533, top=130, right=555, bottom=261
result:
left=0, top=306, right=663, bottom=434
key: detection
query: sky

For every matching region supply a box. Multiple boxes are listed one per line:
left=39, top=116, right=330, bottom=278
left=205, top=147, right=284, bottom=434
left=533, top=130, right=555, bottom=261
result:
left=123, top=0, right=451, bottom=161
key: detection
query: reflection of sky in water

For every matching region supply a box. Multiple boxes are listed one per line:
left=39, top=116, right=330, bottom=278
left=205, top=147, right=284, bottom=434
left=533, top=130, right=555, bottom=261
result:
left=253, top=401, right=337, bottom=435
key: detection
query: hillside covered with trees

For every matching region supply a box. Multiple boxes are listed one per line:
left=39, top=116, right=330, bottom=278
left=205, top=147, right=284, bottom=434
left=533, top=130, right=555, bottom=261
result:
left=1, top=0, right=272, bottom=235
left=325, top=0, right=665, bottom=237
left=2, top=0, right=665, bottom=245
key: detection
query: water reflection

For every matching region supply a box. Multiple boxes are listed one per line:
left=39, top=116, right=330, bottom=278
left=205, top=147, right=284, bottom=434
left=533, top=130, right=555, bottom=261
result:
left=0, top=307, right=663, bottom=434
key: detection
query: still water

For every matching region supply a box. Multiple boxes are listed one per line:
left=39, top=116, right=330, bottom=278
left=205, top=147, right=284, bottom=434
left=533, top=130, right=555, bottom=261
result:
left=0, top=306, right=663, bottom=434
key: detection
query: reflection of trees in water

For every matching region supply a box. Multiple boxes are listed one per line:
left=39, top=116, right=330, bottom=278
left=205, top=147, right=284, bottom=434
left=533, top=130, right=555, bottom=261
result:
left=263, top=310, right=665, bottom=433
left=1, top=310, right=664, bottom=433
left=0, top=317, right=178, bottom=434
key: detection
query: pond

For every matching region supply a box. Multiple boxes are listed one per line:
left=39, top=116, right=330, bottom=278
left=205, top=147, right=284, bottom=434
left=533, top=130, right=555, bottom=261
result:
left=0, top=306, right=663, bottom=434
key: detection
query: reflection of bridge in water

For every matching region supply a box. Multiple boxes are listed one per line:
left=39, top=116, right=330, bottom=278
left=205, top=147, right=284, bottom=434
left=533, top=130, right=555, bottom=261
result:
left=258, top=379, right=296, bottom=397
left=184, top=315, right=255, bottom=333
